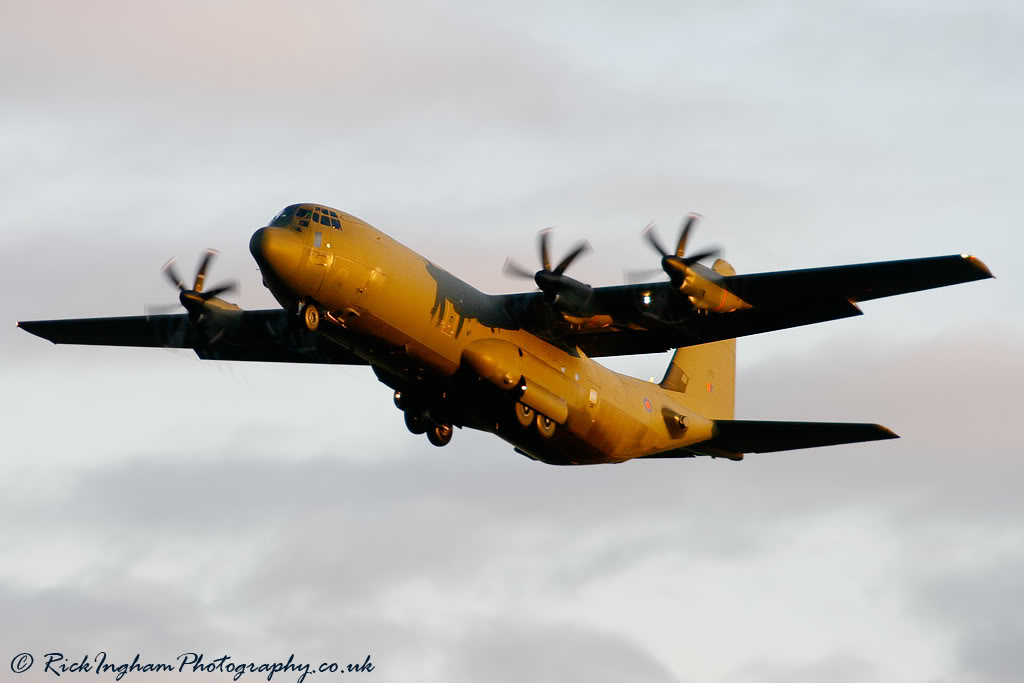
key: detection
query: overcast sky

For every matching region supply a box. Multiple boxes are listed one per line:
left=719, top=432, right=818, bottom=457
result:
left=1, top=1, right=1021, bottom=682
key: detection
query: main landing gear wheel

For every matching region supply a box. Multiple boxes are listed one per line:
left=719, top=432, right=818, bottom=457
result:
left=515, top=402, right=535, bottom=427
left=427, top=422, right=453, bottom=447
left=404, top=410, right=428, bottom=435
left=302, top=302, right=320, bottom=331
left=536, top=414, right=556, bottom=439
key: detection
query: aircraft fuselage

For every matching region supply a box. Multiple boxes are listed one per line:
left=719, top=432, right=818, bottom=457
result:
left=249, top=205, right=715, bottom=465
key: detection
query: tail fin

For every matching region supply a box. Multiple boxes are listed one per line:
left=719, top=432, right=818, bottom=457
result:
left=660, top=256, right=738, bottom=418
left=660, top=339, right=736, bottom=418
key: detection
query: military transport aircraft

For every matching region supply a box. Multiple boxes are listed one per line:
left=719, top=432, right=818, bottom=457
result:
left=18, top=204, right=993, bottom=465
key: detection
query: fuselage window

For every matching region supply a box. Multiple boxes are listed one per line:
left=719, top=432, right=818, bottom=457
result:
left=296, top=208, right=312, bottom=219
left=329, top=210, right=338, bottom=218
left=319, top=214, right=331, bottom=226
left=331, top=218, right=341, bottom=229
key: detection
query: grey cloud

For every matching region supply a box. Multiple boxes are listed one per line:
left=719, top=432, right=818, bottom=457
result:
left=909, top=547, right=1024, bottom=683
left=0, top=576, right=421, bottom=683
left=0, top=578, right=222, bottom=658
left=727, top=652, right=877, bottom=683
left=445, top=617, right=680, bottom=683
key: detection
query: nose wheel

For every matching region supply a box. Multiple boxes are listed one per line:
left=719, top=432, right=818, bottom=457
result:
left=398, top=393, right=455, bottom=447
left=427, top=422, right=453, bottom=447
left=404, top=410, right=428, bottom=435
left=301, top=302, right=320, bottom=331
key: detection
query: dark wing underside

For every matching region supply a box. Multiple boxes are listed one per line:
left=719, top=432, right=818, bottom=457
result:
left=638, top=420, right=899, bottom=460
left=19, top=255, right=992, bottom=363
left=17, top=309, right=368, bottom=365
left=723, top=254, right=992, bottom=305
left=503, top=253, right=992, bottom=356
left=568, top=299, right=865, bottom=357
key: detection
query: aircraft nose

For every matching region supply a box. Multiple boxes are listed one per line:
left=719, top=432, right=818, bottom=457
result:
left=249, top=227, right=267, bottom=262
left=249, top=226, right=303, bottom=280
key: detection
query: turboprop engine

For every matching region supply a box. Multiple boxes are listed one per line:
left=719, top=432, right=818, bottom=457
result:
left=503, top=229, right=596, bottom=318
left=633, top=214, right=751, bottom=313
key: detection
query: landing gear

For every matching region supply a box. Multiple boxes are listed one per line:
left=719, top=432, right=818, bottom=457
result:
left=536, top=413, right=556, bottom=438
left=516, top=401, right=556, bottom=438
left=515, top=402, right=535, bottom=427
left=301, top=301, right=320, bottom=331
left=427, top=422, right=453, bottom=447
left=395, top=387, right=455, bottom=446
left=404, top=410, right=428, bottom=435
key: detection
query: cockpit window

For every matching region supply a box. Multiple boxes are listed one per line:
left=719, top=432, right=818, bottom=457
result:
left=268, top=204, right=341, bottom=230
left=269, top=205, right=298, bottom=227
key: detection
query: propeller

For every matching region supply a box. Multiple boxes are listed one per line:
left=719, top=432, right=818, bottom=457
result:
left=626, top=214, right=721, bottom=285
left=503, top=229, right=591, bottom=304
left=158, top=249, right=238, bottom=321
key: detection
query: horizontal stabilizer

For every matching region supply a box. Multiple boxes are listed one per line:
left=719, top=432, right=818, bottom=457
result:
left=701, top=420, right=897, bottom=456
left=638, top=420, right=897, bottom=460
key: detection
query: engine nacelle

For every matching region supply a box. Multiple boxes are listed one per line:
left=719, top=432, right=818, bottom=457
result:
left=681, top=273, right=750, bottom=313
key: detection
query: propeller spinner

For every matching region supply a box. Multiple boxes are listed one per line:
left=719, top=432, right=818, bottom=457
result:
left=160, top=249, right=237, bottom=322
left=640, top=213, right=720, bottom=286
left=503, top=229, right=592, bottom=308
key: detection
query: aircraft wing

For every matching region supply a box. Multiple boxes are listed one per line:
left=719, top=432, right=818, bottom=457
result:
left=564, top=298, right=866, bottom=357
left=721, top=254, right=992, bottom=305
left=638, top=420, right=899, bottom=460
left=530, top=253, right=992, bottom=356
left=17, top=309, right=369, bottom=365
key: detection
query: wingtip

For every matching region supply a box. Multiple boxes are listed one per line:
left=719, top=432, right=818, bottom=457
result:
left=875, top=424, right=900, bottom=440
left=960, top=254, right=994, bottom=279
left=16, top=320, right=55, bottom=343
